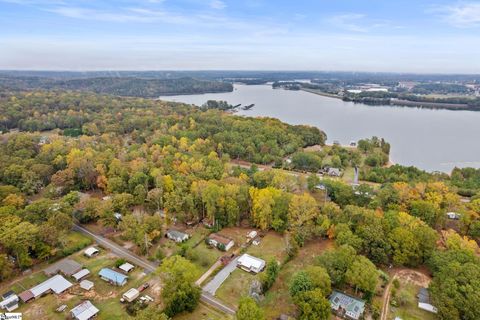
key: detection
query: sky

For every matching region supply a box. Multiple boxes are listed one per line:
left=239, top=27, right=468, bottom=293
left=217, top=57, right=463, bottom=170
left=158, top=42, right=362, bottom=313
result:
left=1, top=0, right=480, bottom=73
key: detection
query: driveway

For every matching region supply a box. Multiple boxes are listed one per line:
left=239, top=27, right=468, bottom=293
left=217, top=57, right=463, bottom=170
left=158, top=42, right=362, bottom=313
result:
left=203, top=256, right=240, bottom=295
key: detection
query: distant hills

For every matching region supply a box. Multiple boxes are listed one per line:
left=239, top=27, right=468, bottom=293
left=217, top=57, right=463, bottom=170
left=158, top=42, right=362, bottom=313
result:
left=0, top=75, right=233, bottom=97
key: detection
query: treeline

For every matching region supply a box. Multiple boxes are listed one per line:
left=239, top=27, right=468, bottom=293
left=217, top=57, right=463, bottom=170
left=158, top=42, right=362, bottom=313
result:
left=0, top=75, right=233, bottom=97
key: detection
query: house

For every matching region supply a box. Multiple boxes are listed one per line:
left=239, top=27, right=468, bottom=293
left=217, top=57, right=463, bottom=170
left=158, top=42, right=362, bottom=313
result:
left=166, top=229, right=189, bottom=243
left=44, top=258, right=82, bottom=277
left=327, top=167, right=341, bottom=177
left=70, top=300, right=100, bottom=320
left=19, top=275, right=73, bottom=303
left=247, top=230, right=258, bottom=240
left=72, top=269, right=90, bottom=282
left=0, top=294, right=19, bottom=312
left=122, top=288, right=140, bottom=302
left=418, top=288, right=438, bottom=314
left=329, top=290, right=366, bottom=320
left=237, top=254, right=266, bottom=274
left=80, top=280, right=94, bottom=291
left=207, top=233, right=235, bottom=251
left=119, top=262, right=135, bottom=273
left=446, top=212, right=461, bottom=220
left=99, top=268, right=128, bottom=286
left=84, top=247, right=99, bottom=258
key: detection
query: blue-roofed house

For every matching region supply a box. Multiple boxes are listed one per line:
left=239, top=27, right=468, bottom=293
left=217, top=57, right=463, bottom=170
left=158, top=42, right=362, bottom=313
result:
left=98, top=268, right=128, bottom=286
left=329, top=290, right=365, bottom=320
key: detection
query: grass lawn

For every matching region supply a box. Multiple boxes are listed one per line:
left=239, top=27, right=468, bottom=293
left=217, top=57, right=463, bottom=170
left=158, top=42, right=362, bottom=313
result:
left=388, top=282, right=437, bottom=320
left=175, top=302, right=234, bottom=320
left=9, top=272, right=49, bottom=293
left=215, top=268, right=258, bottom=307
left=187, top=242, right=224, bottom=274
left=246, top=231, right=287, bottom=263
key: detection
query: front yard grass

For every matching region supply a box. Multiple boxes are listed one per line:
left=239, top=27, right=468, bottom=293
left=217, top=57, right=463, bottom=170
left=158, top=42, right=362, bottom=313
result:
left=388, top=282, right=437, bottom=320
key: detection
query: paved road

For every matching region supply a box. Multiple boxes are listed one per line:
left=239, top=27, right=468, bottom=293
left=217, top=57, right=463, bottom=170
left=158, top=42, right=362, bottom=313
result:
left=203, top=256, right=239, bottom=295
left=201, top=292, right=236, bottom=315
left=74, top=224, right=236, bottom=315
left=73, top=224, right=157, bottom=273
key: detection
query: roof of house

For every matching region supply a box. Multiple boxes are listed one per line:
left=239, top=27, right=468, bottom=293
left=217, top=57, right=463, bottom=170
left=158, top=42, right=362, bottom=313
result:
left=237, top=254, right=266, bottom=270
left=84, top=247, right=99, bottom=256
left=71, top=300, right=99, bottom=320
left=99, top=268, right=128, bottom=284
left=79, top=280, right=94, bottom=291
left=44, top=259, right=82, bottom=276
left=119, top=263, right=135, bottom=272
left=0, top=294, right=19, bottom=309
left=208, top=233, right=234, bottom=246
left=418, top=288, right=432, bottom=304
left=18, top=290, right=34, bottom=302
left=1, top=290, right=15, bottom=300
left=167, top=229, right=188, bottom=239
left=30, top=275, right=73, bottom=297
left=329, top=291, right=365, bottom=317
left=123, top=288, right=140, bottom=300
left=72, top=269, right=90, bottom=281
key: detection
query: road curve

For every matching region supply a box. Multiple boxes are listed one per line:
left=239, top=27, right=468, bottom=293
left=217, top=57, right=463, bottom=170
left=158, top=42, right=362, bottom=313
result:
left=73, top=224, right=157, bottom=272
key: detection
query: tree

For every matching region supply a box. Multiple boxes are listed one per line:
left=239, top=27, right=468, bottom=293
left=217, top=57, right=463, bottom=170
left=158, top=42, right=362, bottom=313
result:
left=260, top=259, right=280, bottom=293
left=289, top=266, right=331, bottom=299
left=236, top=296, right=265, bottom=320
left=159, top=256, right=201, bottom=317
left=295, top=289, right=331, bottom=320
left=0, top=253, right=14, bottom=281
left=317, top=245, right=356, bottom=286
left=346, top=255, right=379, bottom=295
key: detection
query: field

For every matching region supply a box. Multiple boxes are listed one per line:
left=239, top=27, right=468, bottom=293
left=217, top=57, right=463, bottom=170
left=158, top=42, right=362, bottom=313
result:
left=388, top=282, right=437, bottom=320
left=9, top=248, right=160, bottom=320
left=175, top=302, right=234, bottom=320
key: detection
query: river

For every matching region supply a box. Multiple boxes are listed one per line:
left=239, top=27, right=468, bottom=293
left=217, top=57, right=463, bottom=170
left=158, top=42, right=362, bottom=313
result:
left=160, top=84, right=480, bottom=173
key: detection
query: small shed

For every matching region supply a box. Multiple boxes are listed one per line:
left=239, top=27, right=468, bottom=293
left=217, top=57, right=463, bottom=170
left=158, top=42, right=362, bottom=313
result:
left=122, top=288, right=140, bottom=302
left=80, top=280, right=94, bottom=291
left=119, top=263, right=135, bottom=273
left=18, top=290, right=34, bottom=303
left=70, top=300, right=99, bottom=320
left=99, top=268, right=128, bottom=286
left=446, top=212, right=461, bottom=220
left=84, top=247, right=99, bottom=258
left=72, top=269, right=90, bottom=282
left=327, top=167, right=341, bottom=177
left=252, top=237, right=261, bottom=246
left=247, top=230, right=258, bottom=239
left=166, top=229, right=189, bottom=243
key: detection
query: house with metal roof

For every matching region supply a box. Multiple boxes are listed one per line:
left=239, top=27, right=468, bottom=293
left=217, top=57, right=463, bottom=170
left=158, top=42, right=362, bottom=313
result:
left=72, top=269, right=90, bottom=282
left=44, top=258, right=82, bottom=277
left=237, top=254, right=266, bottom=274
left=207, top=233, right=235, bottom=251
left=329, top=290, right=366, bottom=320
left=418, top=287, right=438, bottom=314
left=19, top=275, right=73, bottom=303
left=99, top=268, right=128, bottom=286
left=70, top=300, right=99, bottom=320
left=166, top=229, right=189, bottom=243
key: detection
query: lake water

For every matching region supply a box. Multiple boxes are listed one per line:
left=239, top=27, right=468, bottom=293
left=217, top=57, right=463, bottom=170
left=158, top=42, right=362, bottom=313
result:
left=160, top=84, right=480, bottom=173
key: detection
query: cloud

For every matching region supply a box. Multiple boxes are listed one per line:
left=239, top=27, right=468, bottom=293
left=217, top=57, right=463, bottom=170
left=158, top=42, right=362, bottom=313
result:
left=436, top=2, right=480, bottom=28
left=328, top=13, right=370, bottom=32
left=209, top=0, right=226, bottom=10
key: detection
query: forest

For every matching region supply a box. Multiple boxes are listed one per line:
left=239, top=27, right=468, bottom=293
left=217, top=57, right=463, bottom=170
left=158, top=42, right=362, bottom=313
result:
left=0, top=75, right=233, bottom=97
left=0, top=89, right=479, bottom=320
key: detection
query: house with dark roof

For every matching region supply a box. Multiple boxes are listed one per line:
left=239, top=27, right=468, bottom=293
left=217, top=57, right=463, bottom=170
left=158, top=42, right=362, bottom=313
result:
left=166, top=229, right=189, bottom=243
left=329, top=290, right=365, bottom=320
left=44, top=258, right=82, bottom=277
